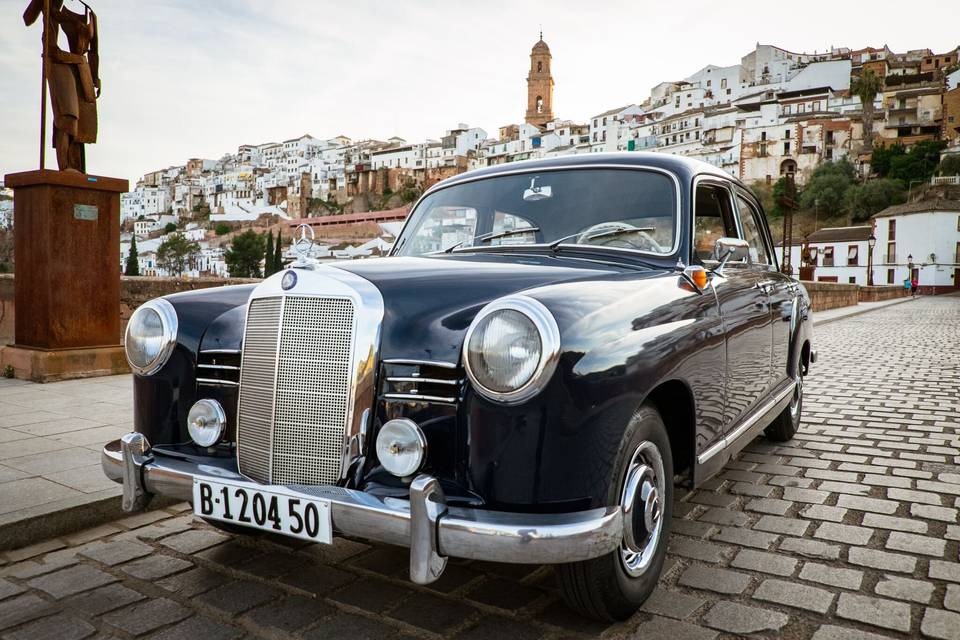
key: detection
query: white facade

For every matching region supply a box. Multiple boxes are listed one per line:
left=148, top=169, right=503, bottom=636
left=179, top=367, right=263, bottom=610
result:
left=808, top=237, right=873, bottom=285
left=121, top=185, right=170, bottom=220
left=872, top=209, right=960, bottom=291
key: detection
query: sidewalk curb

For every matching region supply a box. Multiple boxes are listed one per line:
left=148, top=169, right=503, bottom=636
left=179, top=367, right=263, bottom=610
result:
left=812, top=295, right=916, bottom=327
left=0, top=488, right=176, bottom=552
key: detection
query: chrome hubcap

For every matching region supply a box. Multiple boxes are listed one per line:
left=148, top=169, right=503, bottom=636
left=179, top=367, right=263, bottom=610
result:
left=619, top=441, right=665, bottom=577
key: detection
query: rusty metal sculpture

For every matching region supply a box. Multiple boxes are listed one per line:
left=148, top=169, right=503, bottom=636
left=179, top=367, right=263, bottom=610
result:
left=23, top=0, right=100, bottom=173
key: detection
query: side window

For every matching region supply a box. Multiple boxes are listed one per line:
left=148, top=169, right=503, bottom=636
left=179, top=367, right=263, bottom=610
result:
left=693, top=183, right=738, bottom=262
left=735, top=194, right=771, bottom=266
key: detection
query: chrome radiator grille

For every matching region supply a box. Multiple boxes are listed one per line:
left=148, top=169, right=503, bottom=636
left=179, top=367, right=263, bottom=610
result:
left=237, top=295, right=356, bottom=486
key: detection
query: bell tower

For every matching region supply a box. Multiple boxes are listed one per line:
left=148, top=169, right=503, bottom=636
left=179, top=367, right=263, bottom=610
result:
left=526, top=32, right=554, bottom=127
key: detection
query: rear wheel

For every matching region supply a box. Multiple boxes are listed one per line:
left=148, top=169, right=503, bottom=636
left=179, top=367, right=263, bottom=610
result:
left=764, top=359, right=804, bottom=442
left=555, top=404, right=673, bottom=621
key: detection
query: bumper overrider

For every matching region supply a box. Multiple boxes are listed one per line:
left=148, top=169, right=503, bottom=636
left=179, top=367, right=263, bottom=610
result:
left=102, top=433, right=623, bottom=584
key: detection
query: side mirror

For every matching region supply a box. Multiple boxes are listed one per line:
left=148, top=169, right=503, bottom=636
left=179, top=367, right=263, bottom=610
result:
left=713, top=237, right=749, bottom=263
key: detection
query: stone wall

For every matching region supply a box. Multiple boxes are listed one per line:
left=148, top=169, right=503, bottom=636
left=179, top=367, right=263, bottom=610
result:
left=858, top=285, right=910, bottom=303
left=0, top=274, right=257, bottom=347
left=800, top=281, right=860, bottom=311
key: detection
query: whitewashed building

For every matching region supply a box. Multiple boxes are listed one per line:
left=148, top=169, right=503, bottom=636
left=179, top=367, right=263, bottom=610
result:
left=805, top=226, right=874, bottom=285
left=871, top=201, right=960, bottom=292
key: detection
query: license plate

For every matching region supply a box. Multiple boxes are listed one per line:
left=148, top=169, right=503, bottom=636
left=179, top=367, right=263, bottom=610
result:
left=192, top=478, right=332, bottom=544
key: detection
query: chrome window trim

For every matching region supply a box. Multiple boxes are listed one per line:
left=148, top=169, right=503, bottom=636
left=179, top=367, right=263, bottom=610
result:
left=462, top=295, right=561, bottom=405
left=392, top=164, right=683, bottom=260
left=733, top=186, right=780, bottom=272
left=238, top=266, right=385, bottom=483
left=124, top=298, right=178, bottom=376
left=691, top=174, right=742, bottom=267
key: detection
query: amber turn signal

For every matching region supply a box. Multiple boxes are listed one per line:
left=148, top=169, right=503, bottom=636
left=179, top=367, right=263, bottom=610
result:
left=684, top=266, right=709, bottom=291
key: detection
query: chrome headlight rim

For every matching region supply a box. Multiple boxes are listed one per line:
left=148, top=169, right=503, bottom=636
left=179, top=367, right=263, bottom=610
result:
left=124, top=298, right=178, bottom=376
left=462, top=295, right=561, bottom=405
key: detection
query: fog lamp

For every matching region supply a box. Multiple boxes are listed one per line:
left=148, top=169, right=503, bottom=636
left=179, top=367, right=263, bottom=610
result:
left=375, top=418, right=427, bottom=478
left=187, top=399, right=226, bottom=447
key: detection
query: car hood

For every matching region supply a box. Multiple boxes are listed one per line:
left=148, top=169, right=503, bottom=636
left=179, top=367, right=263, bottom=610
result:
left=331, top=253, right=634, bottom=364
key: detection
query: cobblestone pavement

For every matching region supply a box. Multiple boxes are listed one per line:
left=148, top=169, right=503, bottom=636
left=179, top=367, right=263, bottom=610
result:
left=1, top=295, right=958, bottom=639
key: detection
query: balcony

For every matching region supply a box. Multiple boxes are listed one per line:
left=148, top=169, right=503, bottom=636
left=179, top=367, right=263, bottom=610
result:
left=886, top=107, right=917, bottom=117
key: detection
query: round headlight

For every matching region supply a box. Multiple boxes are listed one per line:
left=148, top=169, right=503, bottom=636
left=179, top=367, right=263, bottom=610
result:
left=124, top=299, right=178, bottom=375
left=187, top=399, right=226, bottom=447
left=375, top=419, right=426, bottom=478
left=464, top=296, right=560, bottom=404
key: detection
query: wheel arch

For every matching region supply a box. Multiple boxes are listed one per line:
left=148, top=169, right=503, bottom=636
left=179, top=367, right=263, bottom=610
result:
left=643, top=379, right=696, bottom=483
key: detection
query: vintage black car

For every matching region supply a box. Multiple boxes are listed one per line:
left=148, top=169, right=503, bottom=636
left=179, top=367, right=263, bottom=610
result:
left=104, top=152, right=813, bottom=620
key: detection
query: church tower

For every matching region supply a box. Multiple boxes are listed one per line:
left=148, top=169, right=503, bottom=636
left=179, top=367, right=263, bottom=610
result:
left=525, top=33, right=554, bottom=127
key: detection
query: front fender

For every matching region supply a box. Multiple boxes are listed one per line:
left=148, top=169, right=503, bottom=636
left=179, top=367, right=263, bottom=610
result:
left=464, top=274, right=725, bottom=510
left=133, top=285, right=254, bottom=446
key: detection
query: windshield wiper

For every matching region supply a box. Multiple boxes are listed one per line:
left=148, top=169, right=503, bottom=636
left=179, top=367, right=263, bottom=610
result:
left=443, top=227, right=540, bottom=253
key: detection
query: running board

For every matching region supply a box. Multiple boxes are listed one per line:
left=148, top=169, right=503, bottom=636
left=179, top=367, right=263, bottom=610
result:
left=695, top=380, right=797, bottom=474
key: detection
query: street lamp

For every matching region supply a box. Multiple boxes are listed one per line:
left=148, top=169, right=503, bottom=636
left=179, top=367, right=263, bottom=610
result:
left=867, top=233, right=876, bottom=286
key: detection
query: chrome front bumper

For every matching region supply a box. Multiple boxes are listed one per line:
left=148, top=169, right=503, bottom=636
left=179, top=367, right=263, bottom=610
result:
left=102, top=434, right=623, bottom=584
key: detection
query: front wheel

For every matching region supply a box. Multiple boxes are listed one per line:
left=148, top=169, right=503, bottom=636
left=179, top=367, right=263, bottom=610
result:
left=555, top=404, right=673, bottom=621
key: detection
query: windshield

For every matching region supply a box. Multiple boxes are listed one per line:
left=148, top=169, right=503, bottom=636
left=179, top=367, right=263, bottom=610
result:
left=392, top=168, right=678, bottom=257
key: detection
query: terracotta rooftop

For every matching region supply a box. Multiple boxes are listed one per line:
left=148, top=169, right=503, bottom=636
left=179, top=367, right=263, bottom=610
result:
left=805, top=226, right=873, bottom=243
left=872, top=199, right=960, bottom=218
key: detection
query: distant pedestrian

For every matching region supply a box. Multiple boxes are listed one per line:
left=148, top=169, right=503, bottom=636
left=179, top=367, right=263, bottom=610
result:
left=911, top=277, right=919, bottom=297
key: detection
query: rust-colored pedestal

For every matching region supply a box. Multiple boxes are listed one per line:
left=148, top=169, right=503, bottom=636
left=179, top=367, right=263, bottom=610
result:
left=0, top=170, right=129, bottom=382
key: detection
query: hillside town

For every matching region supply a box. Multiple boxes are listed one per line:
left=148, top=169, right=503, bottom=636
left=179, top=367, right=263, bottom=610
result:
left=111, top=39, right=960, bottom=281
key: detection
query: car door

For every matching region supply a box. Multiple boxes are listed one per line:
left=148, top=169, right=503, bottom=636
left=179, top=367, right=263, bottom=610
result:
left=693, top=178, right=772, bottom=430
left=734, top=190, right=793, bottom=391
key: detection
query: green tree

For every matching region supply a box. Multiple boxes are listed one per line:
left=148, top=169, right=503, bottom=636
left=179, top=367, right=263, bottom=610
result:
left=273, top=234, right=284, bottom=272
left=225, top=230, right=264, bottom=278
left=844, top=179, right=906, bottom=222
left=214, top=223, right=230, bottom=236
left=888, top=140, right=947, bottom=183
left=870, top=143, right=904, bottom=177
left=263, top=232, right=276, bottom=277
left=157, top=232, right=200, bottom=277
left=800, top=160, right=856, bottom=215
left=940, top=154, right=960, bottom=177
left=851, top=69, right=883, bottom=156
left=163, top=222, right=177, bottom=234
left=124, top=234, right=140, bottom=276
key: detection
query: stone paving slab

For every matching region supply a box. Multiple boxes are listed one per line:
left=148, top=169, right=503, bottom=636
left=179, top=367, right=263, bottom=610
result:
left=0, top=296, right=957, bottom=639
left=0, top=375, right=138, bottom=550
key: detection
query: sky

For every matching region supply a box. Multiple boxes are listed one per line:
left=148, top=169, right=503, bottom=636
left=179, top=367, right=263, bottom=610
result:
left=1, top=0, right=959, bottom=184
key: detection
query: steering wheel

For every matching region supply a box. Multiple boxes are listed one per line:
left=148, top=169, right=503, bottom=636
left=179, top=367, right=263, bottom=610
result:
left=577, top=222, right=660, bottom=252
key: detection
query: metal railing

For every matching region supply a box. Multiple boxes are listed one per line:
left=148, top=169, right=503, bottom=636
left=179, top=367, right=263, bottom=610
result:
left=931, top=176, right=960, bottom=186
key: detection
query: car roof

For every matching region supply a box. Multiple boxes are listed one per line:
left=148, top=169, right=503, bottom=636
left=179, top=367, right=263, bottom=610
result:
left=433, top=152, right=738, bottom=193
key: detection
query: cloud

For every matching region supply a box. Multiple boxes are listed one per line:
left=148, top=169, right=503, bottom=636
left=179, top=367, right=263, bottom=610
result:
left=1, top=0, right=958, bottom=183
